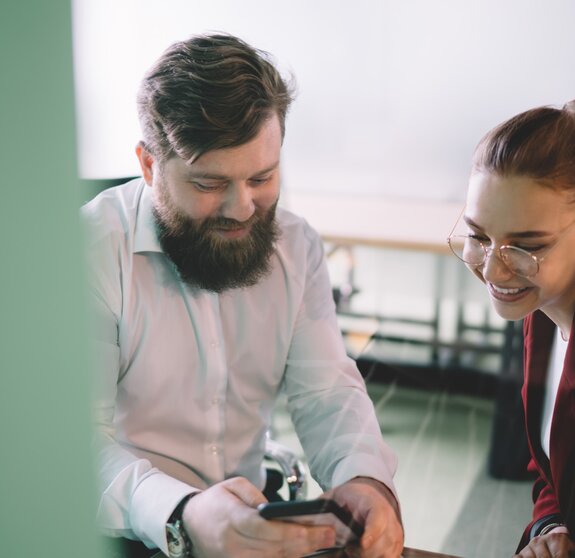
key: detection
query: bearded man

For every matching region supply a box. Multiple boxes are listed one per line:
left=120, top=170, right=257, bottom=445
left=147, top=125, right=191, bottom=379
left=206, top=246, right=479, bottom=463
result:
left=83, top=33, right=403, bottom=558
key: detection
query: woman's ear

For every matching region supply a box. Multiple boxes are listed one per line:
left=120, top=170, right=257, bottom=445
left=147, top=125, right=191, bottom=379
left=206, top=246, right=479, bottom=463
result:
left=135, top=141, right=155, bottom=185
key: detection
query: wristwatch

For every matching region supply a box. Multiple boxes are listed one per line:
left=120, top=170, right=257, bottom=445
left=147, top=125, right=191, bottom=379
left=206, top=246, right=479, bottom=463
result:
left=166, top=495, right=195, bottom=558
left=529, top=513, right=564, bottom=539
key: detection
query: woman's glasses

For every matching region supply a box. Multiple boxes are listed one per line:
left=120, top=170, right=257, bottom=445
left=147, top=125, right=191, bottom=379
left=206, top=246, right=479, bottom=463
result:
left=447, top=236, right=543, bottom=278
left=447, top=215, right=575, bottom=279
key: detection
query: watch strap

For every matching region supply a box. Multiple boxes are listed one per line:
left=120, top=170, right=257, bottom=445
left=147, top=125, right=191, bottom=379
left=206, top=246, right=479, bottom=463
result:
left=168, top=494, right=195, bottom=524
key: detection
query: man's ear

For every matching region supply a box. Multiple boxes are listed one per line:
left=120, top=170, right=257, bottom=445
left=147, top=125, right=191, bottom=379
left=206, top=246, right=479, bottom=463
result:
left=135, top=141, right=155, bottom=185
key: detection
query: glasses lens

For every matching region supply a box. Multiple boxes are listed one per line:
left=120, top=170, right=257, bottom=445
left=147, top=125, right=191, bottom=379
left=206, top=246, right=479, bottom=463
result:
left=449, top=236, right=485, bottom=265
left=500, top=246, right=538, bottom=277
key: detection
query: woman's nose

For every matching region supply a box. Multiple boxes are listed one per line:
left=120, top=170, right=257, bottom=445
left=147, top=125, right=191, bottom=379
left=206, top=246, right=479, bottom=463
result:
left=480, top=248, right=514, bottom=282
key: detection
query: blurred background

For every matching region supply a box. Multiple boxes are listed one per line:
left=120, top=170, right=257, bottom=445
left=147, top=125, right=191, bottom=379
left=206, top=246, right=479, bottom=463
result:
left=2, top=1, right=573, bottom=557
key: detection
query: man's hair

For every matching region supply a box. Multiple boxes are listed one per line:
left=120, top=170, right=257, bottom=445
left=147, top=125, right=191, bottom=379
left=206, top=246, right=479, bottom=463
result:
left=471, top=100, right=575, bottom=193
left=137, top=33, right=295, bottom=163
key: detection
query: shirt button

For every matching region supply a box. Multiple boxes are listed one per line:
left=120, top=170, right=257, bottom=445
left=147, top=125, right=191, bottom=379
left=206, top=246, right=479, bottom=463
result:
left=210, top=445, right=219, bottom=454
left=210, top=341, right=219, bottom=348
left=212, top=398, right=219, bottom=405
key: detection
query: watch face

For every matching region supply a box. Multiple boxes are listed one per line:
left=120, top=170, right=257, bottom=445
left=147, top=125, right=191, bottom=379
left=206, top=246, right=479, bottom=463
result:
left=166, top=522, right=186, bottom=558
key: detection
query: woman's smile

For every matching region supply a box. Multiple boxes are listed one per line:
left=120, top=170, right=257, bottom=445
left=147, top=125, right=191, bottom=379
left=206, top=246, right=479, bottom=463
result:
left=487, top=282, right=532, bottom=303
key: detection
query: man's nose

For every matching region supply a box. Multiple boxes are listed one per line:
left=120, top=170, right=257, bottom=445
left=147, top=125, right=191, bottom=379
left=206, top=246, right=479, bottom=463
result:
left=221, top=182, right=255, bottom=222
left=481, top=248, right=514, bottom=281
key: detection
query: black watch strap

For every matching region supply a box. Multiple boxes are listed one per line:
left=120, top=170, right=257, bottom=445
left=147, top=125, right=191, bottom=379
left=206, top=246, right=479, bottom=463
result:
left=168, top=494, right=195, bottom=524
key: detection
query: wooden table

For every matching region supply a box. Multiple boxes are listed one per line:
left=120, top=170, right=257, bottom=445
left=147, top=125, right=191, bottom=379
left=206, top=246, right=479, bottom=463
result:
left=300, top=548, right=462, bottom=558
left=403, top=547, right=461, bottom=558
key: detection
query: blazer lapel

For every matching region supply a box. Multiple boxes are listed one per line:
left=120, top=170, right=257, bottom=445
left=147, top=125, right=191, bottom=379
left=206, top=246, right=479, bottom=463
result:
left=522, top=311, right=556, bottom=483
left=551, top=315, right=575, bottom=535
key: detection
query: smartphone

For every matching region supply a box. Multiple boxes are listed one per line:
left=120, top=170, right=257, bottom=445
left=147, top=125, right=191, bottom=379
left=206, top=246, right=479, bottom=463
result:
left=258, top=498, right=364, bottom=549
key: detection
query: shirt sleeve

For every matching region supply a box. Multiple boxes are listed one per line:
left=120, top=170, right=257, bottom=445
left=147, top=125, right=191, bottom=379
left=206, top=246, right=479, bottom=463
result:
left=530, top=461, right=562, bottom=521
left=283, top=223, right=398, bottom=499
left=517, top=457, right=563, bottom=549
left=85, top=219, right=198, bottom=554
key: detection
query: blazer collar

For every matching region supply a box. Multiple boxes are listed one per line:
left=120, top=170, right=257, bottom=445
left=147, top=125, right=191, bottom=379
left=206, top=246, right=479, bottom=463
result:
left=523, top=310, right=575, bottom=524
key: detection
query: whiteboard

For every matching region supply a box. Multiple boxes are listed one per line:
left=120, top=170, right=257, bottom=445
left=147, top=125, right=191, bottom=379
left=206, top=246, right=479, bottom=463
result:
left=72, top=0, right=575, bottom=202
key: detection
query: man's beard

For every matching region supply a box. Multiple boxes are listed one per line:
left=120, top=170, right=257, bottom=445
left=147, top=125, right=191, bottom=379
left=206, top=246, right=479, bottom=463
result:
left=152, top=190, right=280, bottom=293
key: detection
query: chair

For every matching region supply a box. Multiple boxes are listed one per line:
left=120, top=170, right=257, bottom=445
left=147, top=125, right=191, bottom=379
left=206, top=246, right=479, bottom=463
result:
left=264, top=436, right=307, bottom=501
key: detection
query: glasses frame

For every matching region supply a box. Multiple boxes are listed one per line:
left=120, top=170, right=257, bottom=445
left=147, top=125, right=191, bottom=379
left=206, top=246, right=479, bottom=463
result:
left=447, top=235, right=544, bottom=278
left=446, top=209, right=575, bottom=279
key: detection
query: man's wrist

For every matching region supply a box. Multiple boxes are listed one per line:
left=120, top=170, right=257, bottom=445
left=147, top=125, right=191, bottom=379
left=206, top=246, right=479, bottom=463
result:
left=166, top=493, right=198, bottom=558
left=349, top=476, right=402, bottom=523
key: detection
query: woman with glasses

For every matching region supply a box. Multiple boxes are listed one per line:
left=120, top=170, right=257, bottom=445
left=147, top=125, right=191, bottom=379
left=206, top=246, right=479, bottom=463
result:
left=448, top=100, right=575, bottom=558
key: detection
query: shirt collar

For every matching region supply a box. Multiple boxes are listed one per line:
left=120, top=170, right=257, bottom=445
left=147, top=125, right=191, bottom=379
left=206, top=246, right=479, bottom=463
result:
left=134, top=181, right=163, bottom=254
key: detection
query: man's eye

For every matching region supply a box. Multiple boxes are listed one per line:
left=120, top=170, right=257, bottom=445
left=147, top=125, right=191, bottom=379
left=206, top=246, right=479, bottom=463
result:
left=250, top=176, right=271, bottom=186
left=192, top=182, right=224, bottom=192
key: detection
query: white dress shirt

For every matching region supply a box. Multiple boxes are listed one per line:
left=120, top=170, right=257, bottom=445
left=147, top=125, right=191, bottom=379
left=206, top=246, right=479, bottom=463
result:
left=541, top=328, right=568, bottom=458
left=82, top=178, right=398, bottom=553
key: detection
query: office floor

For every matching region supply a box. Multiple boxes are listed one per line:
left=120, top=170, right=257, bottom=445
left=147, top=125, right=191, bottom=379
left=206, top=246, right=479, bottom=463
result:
left=271, top=380, right=533, bottom=558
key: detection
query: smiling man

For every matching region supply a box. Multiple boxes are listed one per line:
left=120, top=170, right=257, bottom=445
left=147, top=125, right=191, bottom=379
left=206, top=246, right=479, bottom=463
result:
left=83, top=34, right=403, bottom=558
left=143, top=114, right=281, bottom=293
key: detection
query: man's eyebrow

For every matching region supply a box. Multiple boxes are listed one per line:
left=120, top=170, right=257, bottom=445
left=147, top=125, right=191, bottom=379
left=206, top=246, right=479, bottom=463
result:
left=463, top=216, right=552, bottom=238
left=251, top=161, right=280, bottom=176
left=186, top=161, right=280, bottom=180
left=186, top=172, right=227, bottom=180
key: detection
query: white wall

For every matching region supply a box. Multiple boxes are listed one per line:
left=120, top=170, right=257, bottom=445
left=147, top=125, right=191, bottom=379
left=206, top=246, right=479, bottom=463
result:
left=73, top=0, right=575, bottom=202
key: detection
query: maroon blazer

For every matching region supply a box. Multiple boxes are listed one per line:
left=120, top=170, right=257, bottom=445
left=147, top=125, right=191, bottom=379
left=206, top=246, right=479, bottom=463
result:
left=519, top=310, right=575, bottom=549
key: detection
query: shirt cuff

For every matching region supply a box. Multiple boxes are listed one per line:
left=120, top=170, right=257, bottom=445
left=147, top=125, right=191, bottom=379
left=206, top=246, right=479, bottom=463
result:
left=330, top=452, right=399, bottom=503
left=129, top=470, right=200, bottom=554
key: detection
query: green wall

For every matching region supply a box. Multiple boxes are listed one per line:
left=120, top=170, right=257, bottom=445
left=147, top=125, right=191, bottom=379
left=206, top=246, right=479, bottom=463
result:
left=0, top=2, right=101, bottom=556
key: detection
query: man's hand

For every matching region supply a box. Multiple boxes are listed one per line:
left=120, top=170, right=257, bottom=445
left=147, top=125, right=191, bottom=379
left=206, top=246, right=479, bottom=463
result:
left=323, top=477, right=404, bottom=558
left=182, top=477, right=337, bottom=558
left=513, top=531, right=575, bottom=558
